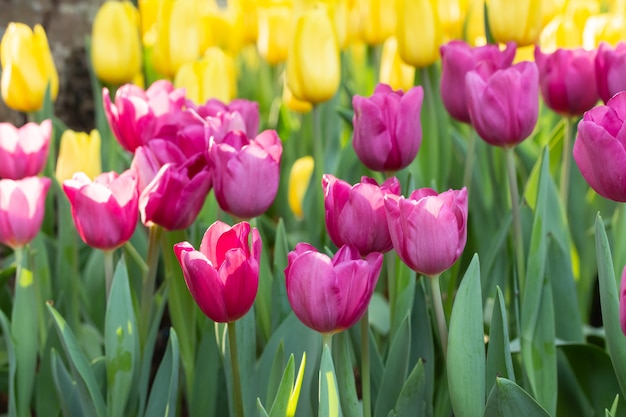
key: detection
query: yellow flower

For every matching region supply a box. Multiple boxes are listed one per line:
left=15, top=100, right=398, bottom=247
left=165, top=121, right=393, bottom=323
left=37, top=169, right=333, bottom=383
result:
left=0, top=23, right=59, bottom=112
left=396, top=0, right=442, bottom=68
left=438, top=0, right=468, bottom=41
left=540, top=0, right=599, bottom=50
left=465, top=0, right=486, bottom=46
left=360, top=0, right=396, bottom=45
left=55, top=129, right=102, bottom=183
left=379, top=37, right=414, bottom=92
left=257, top=3, right=292, bottom=65
left=286, top=4, right=341, bottom=104
left=174, top=47, right=237, bottom=104
left=583, top=12, right=626, bottom=48
left=486, top=0, right=543, bottom=46
left=202, top=3, right=246, bottom=55
left=282, top=76, right=313, bottom=113
left=91, top=1, right=142, bottom=85
left=231, top=0, right=260, bottom=44
left=288, top=156, right=314, bottom=219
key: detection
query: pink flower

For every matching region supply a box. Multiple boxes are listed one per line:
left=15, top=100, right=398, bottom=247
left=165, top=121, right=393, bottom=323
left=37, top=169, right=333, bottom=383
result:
left=352, top=83, right=423, bottom=172
left=322, top=174, right=400, bottom=256
left=191, top=98, right=260, bottom=137
left=465, top=61, right=539, bottom=147
left=0, top=120, right=51, bottom=179
left=174, top=221, right=261, bottom=323
left=284, top=243, right=383, bottom=334
left=210, top=130, right=282, bottom=219
left=535, top=47, right=599, bottom=117
left=0, top=176, right=51, bottom=248
left=63, top=170, right=139, bottom=250
left=384, top=187, right=468, bottom=276
left=595, top=42, right=626, bottom=104
left=440, top=41, right=516, bottom=123
left=103, top=80, right=187, bottom=152
left=573, top=91, right=626, bottom=202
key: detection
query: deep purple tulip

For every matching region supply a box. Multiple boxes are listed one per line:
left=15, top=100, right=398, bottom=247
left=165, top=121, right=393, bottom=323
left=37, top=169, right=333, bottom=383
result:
left=285, top=243, right=383, bottom=334
left=535, top=47, right=599, bottom=117
left=352, top=83, right=423, bottom=172
left=465, top=61, right=539, bottom=147
left=440, top=40, right=516, bottom=124
left=174, top=221, right=261, bottom=323
left=573, top=91, right=626, bottom=202
left=595, top=42, right=626, bottom=104
left=322, top=174, right=400, bottom=256
left=0, top=120, right=51, bottom=179
left=384, top=187, right=468, bottom=276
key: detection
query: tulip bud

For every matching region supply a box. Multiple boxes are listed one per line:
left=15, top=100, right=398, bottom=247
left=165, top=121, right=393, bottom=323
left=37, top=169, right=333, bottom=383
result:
left=91, top=0, right=142, bottom=85
left=174, top=47, right=237, bottom=104
left=55, top=129, right=102, bottom=183
left=0, top=120, right=51, bottom=180
left=202, top=2, right=246, bottom=55
left=379, top=37, right=415, bottom=92
left=360, top=0, right=396, bottom=45
left=486, top=0, right=543, bottom=47
left=286, top=4, right=341, bottom=104
left=384, top=187, right=468, bottom=276
left=257, top=3, right=292, bottom=65
left=282, top=78, right=313, bottom=113
left=595, top=42, right=626, bottom=104
left=0, top=23, right=59, bottom=112
left=284, top=243, right=383, bottom=334
left=0, top=176, right=51, bottom=249
left=396, top=0, right=443, bottom=68
left=583, top=13, right=626, bottom=49
left=288, top=156, right=314, bottom=220
left=174, top=221, right=261, bottom=323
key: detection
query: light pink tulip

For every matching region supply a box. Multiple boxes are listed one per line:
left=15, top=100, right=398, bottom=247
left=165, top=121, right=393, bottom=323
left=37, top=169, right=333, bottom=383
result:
left=0, top=120, right=51, bottom=179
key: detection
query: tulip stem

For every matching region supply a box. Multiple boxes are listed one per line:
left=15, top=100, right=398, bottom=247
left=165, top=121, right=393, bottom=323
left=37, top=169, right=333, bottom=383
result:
left=505, top=147, right=526, bottom=291
left=228, top=321, right=245, bottom=417
left=322, top=333, right=333, bottom=350
left=463, top=127, right=476, bottom=199
left=103, top=250, right=114, bottom=302
left=559, top=116, right=574, bottom=213
left=140, top=225, right=162, bottom=344
left=360, top=311, right=372, bottom=417
left=430, top=274, right=448, bottom=358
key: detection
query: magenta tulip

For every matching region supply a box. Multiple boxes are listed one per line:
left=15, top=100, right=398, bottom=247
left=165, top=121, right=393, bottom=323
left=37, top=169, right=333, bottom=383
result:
left=465, top=61, right=539, bottom=148
left=0, top=120, right=51, bottom=179
left=192, top=98, right=260, bottom=138
left=322, top=174, right=400, bottom=256
left=440, top=41, right=516, bottom=124
left=131, top=139, right=189, bottom=192
left=174, top=221, right=261, bottom=323
left=573, top=91, right=626, bottom=202
left=352, top=83, right=423, bottom=172
left=534, top=47, right=599, bottom=117
left=0, top=176, right=51, bottom=248
left=596, top=42, right=626, bottom=104
left=384, top=187, right=468, bottom=276
left=103, top=80, right=187, bottom=152
left=63, top=170, right=139, bottom=250
left=284, top=243, right=383, bottom=334
left=210, top=130, right=282, bottom=219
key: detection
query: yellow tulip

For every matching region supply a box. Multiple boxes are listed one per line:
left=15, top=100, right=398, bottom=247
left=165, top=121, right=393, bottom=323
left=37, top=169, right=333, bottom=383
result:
left=379, top=37, right=415, bottom=92
left=55, top=129, right=102, bottom=183
left=288, top=156, right=314, bottom=219
left=396, top=0, right=442, bottom=68
left=257, top=3, right=292, bottom=65
left=202, top=3, right=246, bottom=55
left=438, top=0, right=469, bottom=41
left=282, top=76, right=313, bottom=113
left=540, top=0, right=599, bottom=50
left=359, top=0, right=396, bottom=45
left=174, top=47, right=237, bottom=104
left=583, top=13, right=626, bottom=48
left=486, top=0, right=543, bottom=46
left=0, top=23, right=59, bottom=112
left=231, top=0, right=260, bottom=44
left=465, top=0, right=486, bottom=46
left=91, top=1, right=142, bottom=85
left=286, top=4, right=341, bottom=104
left=138, top=0, right=161, bottom=45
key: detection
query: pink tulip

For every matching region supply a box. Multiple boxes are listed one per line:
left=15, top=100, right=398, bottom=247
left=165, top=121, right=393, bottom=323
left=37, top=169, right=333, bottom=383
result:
left=535, top=47, right=599, bottom=117
left=620, top=266, right=626, bottom=336
left=139, top=154, right=212, bottom=230
left=465, top=61, right=539, bottom=148
left=384, top=187, right=468, bottom=276
left=210, top=130, right=282, bottom=219
left=63, top=170, right=139, bottom=250
left=352, top=83, right=423, bottom=172
left=573, top=91, right=626, bottom=202
left=0, top=176, right=51, bottom=248
left=440, top=41, right=516, bottom=123
left=0, top=120, right=51, bottom=179
left=191, top=98, right=260, bottom=137
left=322, top=174, right=400, bottom=256
left=131, top=139, right=188, bottom=192
left=174, top=221, right=261, bottom=323
left=103, top=80, right=187, bottom=152
left=595, top=42, right=626, bottom=104
left=284, top=243, right=383, bottom=334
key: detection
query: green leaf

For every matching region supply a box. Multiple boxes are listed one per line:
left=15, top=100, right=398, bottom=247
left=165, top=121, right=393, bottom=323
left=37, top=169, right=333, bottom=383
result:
left=408, top=279, right=434, bottom=417
left=271, top=219, right=292, bottom=331
left=268, top=354, right=295, bottom=417
left=448, top=254, right=485, bottom=417
left=486, top=287, right=515, bottom=392
left=105, top=258, right=139, bottom=417
left=483, top=378, right=551, bottom=417
left=266, top=342, right=287, bottom=409
left=332, top=331, right=361, bottom=417
left=144, top=329, right=179, bottom=417
left=607, top=394, right=619, bottom=417
left=319, top=344, right=343, bottom=417
left=189, top=318, right=220, bottom=417
left=0, top=308, right=17, bottom=417
left=388, top=359, right=428, bottom=417
left=51, top=349, right=97, bottom=417
left=257, top=399, right=270, bottom=417
left=287, top=352, right=307, bottom=417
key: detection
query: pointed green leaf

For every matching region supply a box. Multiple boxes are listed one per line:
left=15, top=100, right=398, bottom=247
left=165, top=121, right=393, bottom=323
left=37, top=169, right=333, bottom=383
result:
left=483, top=378, right=550, bottom=417
left=268, top=354, right=295, bottom=417
left=319, top=344, right=342, bottom=417
left=486, top=286, right=515, bottom=391
left=51, top=349, right=97, bottom=417
left=144, top=329, right=180, bottom=417
left=287, top=352, right=306, bottom=417
left=257, top=399, right=270, bottom=417
left=0, top=308, right=17, bottom=417
left=332, top=331, right=361, bottom=417
left=389, top=359, right=428, bottom=417
left=266, top=340, right=286, bottom=406
left=189, top=318, right=220, bottom=417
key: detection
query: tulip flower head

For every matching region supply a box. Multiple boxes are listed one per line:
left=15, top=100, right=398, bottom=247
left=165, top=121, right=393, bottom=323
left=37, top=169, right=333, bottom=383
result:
left=63, top=170, right=138, bottom=250
left=174, top=47, right=237, bottom=104
left=379, top=37, right=415, bottom=92
left=595, top=42, right=626, bottom=104
left=174, top=221, right=261, bottom=323
left=465, top=61, right=539, bottom=147
left=0, top=120, right=51, bottom=180
left=0, top=176, right=51, bottom=249
left=396, top=0, right=442, bottom=67
left=55, top=129, right=102, bottom=183
left=486, top=0, right=543, bottom=47
left=323, top=174, right=400, bottom=256
left=573, top=91, right=626, bottom=202
left=288, top=156, right=314, bottom=220
left=384, top=187, right=468, bottom=276
left=352, top=83, right=423, bottom=172
left=284, top=243, right=383, bottom=334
